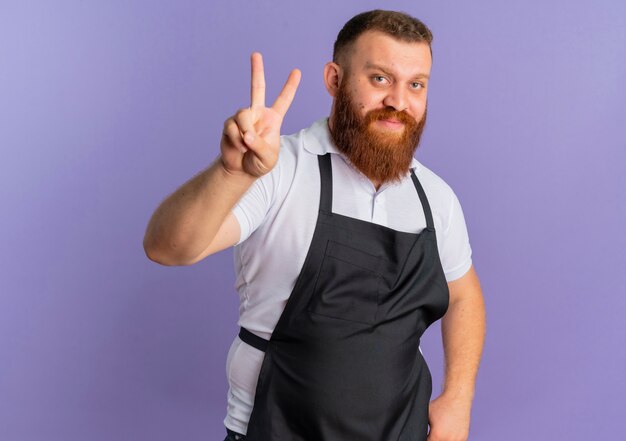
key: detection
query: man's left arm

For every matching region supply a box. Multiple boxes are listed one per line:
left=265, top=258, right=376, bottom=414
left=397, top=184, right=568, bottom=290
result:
left=427, top=264, right=486, bottom=441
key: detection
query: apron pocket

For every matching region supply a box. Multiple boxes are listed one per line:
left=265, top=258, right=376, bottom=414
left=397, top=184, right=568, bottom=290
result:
left=307, top=240, right=384, bottom=325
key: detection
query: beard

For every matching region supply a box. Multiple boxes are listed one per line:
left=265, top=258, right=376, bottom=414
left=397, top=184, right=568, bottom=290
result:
left=329, top=79, right=427, bottom=186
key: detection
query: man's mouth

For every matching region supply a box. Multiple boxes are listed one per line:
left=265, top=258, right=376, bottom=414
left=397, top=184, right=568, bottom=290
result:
left=374, top=118, right=405, bottom=130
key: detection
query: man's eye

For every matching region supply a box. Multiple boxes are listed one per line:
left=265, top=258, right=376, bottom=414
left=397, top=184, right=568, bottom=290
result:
left=373, top=75, right=387, bottom=84
left=411, top=82, right=425, bottom=89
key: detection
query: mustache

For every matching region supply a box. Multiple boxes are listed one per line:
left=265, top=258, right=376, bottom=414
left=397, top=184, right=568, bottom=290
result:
left=364, top=107, right=416, bottom=126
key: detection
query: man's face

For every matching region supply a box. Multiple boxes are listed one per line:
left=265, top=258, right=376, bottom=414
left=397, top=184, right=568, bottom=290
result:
left=328, top=31, right=432, bottom=185
left=335, top=30, right=431, bottom=129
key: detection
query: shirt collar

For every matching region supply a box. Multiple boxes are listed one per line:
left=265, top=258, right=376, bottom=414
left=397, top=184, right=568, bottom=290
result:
left=302, top=117, right=419, bottom=170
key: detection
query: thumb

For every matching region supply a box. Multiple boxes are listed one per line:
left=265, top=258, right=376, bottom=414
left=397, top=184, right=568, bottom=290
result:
left=241, top=132, right=277, bottom=177
left=243, top=129, right=277, bottom=163
left=242, top=130, right=264, bottom=153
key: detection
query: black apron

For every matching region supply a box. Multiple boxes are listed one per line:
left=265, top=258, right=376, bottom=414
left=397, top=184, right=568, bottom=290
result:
left=240, top=154, right=449, bottom=441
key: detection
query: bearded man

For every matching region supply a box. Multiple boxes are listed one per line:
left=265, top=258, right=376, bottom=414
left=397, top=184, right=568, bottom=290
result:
left=143, top=9, right=486, bottom=441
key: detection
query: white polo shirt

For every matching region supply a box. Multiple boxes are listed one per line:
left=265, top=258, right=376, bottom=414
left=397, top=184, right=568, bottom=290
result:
left=224, top=117, right=473, bottom=434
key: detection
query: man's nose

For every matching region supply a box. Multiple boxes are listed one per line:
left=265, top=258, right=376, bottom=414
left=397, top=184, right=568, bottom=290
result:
left=382, top=84, right=409, bottom=112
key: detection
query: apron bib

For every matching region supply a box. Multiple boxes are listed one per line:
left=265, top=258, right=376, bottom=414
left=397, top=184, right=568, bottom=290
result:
left=241, top=154, right=449, bottom=441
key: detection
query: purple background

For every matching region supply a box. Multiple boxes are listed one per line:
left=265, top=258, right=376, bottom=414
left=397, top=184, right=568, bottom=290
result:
left=1, top=1, right=625, bottom=440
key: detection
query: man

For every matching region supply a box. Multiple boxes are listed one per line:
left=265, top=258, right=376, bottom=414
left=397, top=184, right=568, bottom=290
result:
left=144, top=10, right=486, bottom=441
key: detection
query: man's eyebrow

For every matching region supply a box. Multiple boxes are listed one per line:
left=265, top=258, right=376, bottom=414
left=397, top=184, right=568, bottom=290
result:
left=364, top=62, right=430, bottom=80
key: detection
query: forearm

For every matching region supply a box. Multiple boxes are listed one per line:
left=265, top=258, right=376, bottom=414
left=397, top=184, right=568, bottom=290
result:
left=143, top=157, right=256, bottom=265
left=439, top=269, right=486, bottom=404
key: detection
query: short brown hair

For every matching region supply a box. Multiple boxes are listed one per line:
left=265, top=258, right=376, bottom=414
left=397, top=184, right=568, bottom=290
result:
left=333, top=10, right=433, bottom=67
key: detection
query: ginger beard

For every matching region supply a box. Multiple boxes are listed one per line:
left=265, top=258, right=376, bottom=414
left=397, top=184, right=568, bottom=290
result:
left=329, top=78, right=427, bottom=185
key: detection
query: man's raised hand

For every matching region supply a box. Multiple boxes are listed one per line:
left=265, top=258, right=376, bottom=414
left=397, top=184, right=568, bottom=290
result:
left=221, top=52, right=301, bottom=178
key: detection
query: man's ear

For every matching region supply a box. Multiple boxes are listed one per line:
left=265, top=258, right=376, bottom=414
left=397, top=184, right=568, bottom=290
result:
left=323, top=62, right=343, bottom=97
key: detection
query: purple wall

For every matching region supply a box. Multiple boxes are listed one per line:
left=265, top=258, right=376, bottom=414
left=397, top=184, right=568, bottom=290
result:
left=1, top=1, right=625, bottom=439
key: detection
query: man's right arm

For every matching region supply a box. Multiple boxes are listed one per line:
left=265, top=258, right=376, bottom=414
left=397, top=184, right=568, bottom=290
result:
left=142, top=160, right=255, bottom=266
left=142, top=52, right=301, bottom=266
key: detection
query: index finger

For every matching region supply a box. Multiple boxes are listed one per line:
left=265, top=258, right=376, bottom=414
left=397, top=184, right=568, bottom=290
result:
left=271, top=68, right=301, bottom=117
left=250, top=52, right=265, bottom=108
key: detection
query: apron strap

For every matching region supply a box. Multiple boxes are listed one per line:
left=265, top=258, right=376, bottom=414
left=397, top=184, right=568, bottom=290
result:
left=317, top=154, right=333, bottom=213
left=239, top=327, right=269, bottom=352
left=410, top=170, right=435, bottom=231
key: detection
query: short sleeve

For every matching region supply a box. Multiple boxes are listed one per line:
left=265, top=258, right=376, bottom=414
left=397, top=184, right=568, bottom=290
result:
left=439, top=192, right=473, bottom=282
left=232, top=160, right=281, bottom=245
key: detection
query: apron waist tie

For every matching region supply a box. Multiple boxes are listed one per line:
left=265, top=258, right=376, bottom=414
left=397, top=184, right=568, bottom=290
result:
left=239, top=327, right=269, bottom=352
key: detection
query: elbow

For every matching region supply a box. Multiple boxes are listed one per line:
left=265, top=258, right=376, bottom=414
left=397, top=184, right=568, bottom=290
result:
left=143, top=238, right=168, bottom=266
left=143, top=236, right=188, bottom=267
left=144, top=247, right=171, bottom=266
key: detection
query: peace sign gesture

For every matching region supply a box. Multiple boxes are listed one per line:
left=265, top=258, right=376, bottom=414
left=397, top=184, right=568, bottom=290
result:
left=221, top=52, right=301, bottom=178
